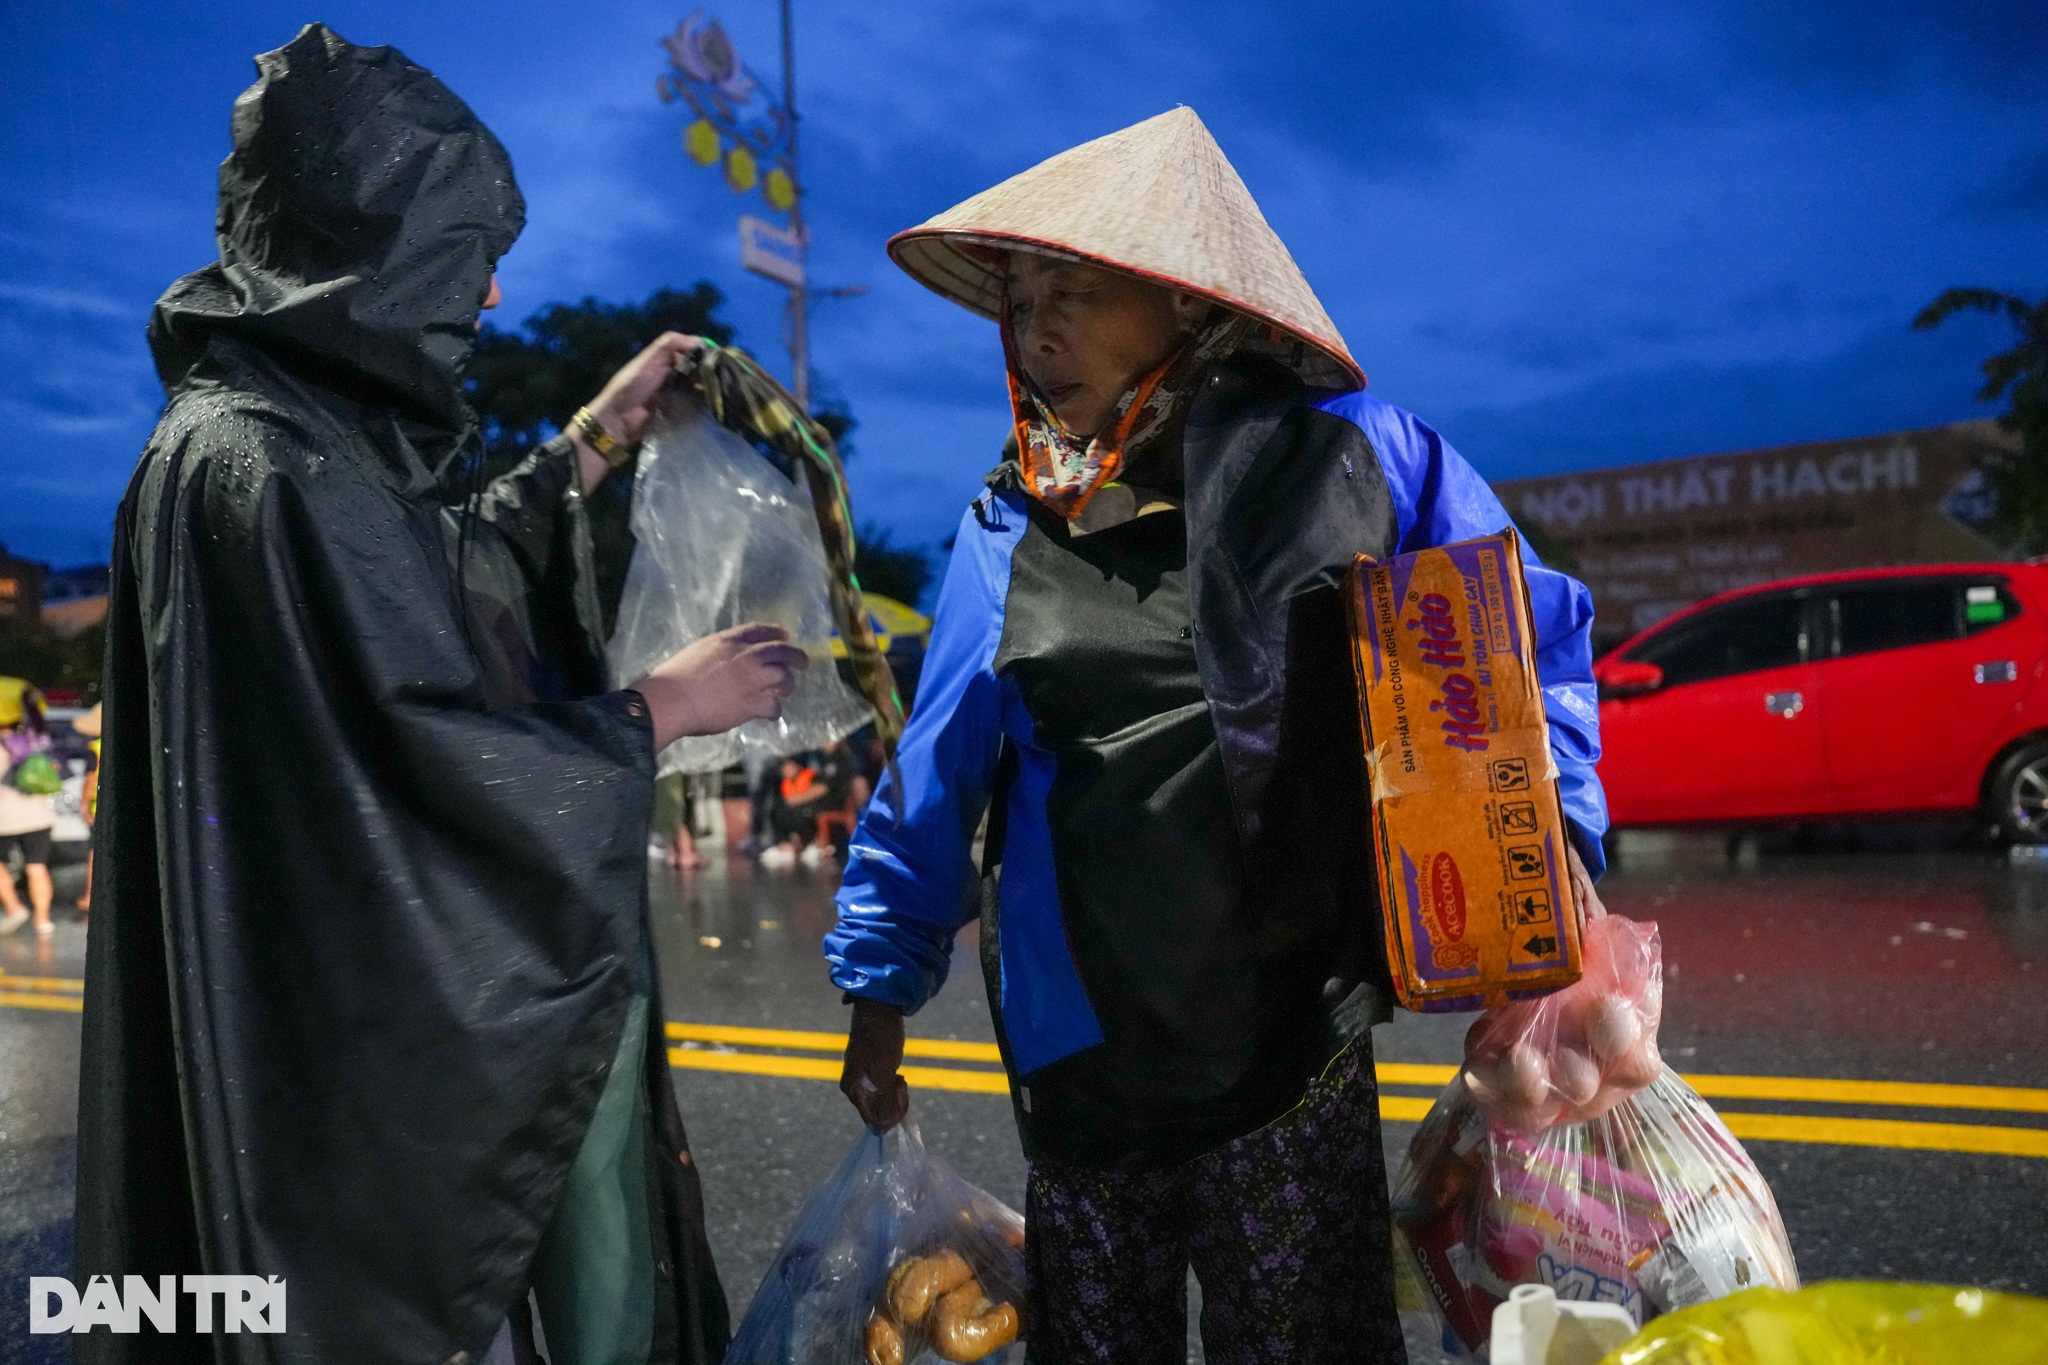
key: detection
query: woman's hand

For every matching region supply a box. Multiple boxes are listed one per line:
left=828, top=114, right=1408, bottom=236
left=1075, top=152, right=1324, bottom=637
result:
left=840, top=999, right=910, bottom=1131
left=1566, top=841, right=1609, bottom=929
left=570, top=331, right=710, bottom=490
left=628, top=623, right=807, bottom=751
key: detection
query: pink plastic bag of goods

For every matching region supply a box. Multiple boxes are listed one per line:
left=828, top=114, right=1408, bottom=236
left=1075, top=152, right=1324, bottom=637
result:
left=1390, top=917, right=1798, bottom=1360
left=1462, top=914, right=1666, bottom=1132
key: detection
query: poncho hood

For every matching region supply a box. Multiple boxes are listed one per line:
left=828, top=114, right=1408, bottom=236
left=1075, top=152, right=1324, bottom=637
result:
left=888, top=107, right=1363, bottom=391
left=148, top=23, right=525, bottom=434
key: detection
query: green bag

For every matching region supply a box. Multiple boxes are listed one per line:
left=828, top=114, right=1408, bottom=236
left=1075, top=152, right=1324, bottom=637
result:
left=8, top=752, right=61, bottom=796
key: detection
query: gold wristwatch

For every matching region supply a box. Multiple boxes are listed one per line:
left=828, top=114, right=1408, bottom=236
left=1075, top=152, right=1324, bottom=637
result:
left=569, top=406, right=634, bottom=468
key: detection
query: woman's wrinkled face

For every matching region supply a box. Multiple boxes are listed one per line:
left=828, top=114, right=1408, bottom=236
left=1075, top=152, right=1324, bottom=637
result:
left=1006, top=256, right=1195, bottom=439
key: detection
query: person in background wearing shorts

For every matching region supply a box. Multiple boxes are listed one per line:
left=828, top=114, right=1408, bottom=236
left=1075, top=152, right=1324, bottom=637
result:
left=75, top=701, right=102, bottom=913
left=656, top=771, right=710, bottom=871
left=0, top=678, right=57, bottom=938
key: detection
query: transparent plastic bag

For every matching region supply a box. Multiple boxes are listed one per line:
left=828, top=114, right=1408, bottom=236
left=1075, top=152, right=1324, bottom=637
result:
left=1462, top=915, right=1667, bottom=1133
left=608, top=398, right=872, bottom=776
left=1394, top=980, right=1797, bottom=1356
left=725, top=1121, right=1026, bottom=1365
left=1605, top=1282, right=2048, bottom=1364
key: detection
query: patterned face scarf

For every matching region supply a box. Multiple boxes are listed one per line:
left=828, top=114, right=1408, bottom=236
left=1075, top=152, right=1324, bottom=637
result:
left=1000, top=289, right=1251, bottom=520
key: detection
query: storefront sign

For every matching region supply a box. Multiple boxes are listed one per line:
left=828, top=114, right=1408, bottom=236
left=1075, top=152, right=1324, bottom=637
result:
left=1493, top=421, right=2016, bottom=646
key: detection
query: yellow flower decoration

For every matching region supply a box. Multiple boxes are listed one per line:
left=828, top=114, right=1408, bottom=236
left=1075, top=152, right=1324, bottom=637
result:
left=724, top=145, right=758, bottom=193
left=683, top=118, right=720, bottom=167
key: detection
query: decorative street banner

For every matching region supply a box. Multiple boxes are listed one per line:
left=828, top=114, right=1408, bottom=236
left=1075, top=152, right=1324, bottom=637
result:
left=657, top=10, right=797, bottom=211
left=1493, top=420, right=2017, bottom=647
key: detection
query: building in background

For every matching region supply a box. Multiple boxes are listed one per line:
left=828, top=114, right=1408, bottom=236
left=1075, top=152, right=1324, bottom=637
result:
left=39, top=563, right=110, bottom=639
left=1495, top=420, right=2017, bottom=653
left=0, top=544, right=47, bottom=626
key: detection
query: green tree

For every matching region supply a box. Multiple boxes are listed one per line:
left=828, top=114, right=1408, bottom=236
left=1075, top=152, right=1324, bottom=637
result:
left=466, top=283, right=871, bottom=626
left=1914, top=288, right=2048, bottom=552
left=468, top=285, right=742, bottom=623
left=0, top=619, right=106, bottom=702
left=469, top=283, right=738, bottom=471
left=854, top=522, right=934, bottom=607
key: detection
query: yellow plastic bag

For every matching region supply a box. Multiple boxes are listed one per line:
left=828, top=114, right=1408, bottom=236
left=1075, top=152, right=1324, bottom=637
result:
left=1604, top=1282, right=2048, bottom=1364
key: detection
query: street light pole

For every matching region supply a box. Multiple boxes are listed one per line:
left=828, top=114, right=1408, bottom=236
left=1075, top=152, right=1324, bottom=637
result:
left=781, top=0, right=809, bottom=415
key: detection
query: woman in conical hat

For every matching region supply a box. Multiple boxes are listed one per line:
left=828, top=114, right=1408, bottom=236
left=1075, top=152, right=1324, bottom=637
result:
left=826, top=110, right=1609, bottom=1361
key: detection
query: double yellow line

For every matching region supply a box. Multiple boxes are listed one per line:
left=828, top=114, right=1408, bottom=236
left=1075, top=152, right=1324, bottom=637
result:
left=0, top=973, right=83, bottom=1013
left=8, top=979, right=2043, bottom=1160
left=668, top=1021, right=2048, bottom=1161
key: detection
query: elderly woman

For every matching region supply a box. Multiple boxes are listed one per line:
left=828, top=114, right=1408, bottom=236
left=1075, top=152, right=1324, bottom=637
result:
left=826, top=110, right=1608, bottom=1363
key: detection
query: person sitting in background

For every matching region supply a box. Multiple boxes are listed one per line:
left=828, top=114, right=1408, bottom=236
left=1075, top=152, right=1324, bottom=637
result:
left=0, top=678, right=58, bottom=939
left=804, top=741, right=860, bottom=864
left=847, top=729, right=884, bottom=813
left=761, top=754, right=831, bottom=867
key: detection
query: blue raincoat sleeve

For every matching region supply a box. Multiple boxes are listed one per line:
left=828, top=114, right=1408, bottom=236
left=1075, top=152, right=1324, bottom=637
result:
left=1318, top=393, right=1610, bottom=875
left=823, top=493, right=1026, bottom=1011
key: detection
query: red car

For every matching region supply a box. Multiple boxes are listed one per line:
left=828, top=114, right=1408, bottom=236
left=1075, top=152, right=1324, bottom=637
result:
left=1593, top=563, right=2048, bottom=841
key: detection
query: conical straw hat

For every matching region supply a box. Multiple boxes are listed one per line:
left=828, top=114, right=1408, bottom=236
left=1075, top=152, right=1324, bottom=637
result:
left=889, top=107, right=1362, bottom=388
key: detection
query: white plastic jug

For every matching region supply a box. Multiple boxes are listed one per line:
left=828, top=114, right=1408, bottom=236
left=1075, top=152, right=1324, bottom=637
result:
left=1489, top=1284, right=1639, bottom=1365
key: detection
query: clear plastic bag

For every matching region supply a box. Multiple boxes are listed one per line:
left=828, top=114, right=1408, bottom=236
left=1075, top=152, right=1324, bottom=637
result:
left=1462, top=915, right=1667, bottom=1133
left=1393, top=918, right=1797, bottom=1359
left=1394, top=1073, right=1798, bottom=1356
left=725, top=1121, right=1027, bottom=1365
left=1606, top=1282, right=2048, bottom=1364
left=608, top=397, right=872, bottom=776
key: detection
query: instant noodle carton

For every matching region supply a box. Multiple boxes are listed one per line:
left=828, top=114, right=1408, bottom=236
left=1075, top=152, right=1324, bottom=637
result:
left=1345, top=529, right=1583, bottom=1012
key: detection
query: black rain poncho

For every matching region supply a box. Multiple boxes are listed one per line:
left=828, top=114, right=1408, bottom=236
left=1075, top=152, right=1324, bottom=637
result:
left=75, top=26, right=725, bottom=1364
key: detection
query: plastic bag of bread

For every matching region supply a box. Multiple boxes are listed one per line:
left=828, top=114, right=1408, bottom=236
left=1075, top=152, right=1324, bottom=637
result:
left=1391, top=1069, right=1797, bottom=1359
left=724, top=1119, right=1026, bottom=1365
left=1462, top=914, right=1666, bottom=1132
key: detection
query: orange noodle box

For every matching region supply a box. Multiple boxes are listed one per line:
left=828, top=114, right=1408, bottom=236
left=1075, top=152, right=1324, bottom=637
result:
left=1345, top=530, right=1583, bottom=1011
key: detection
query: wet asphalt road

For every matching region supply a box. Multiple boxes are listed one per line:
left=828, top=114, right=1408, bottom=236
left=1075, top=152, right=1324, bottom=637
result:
left=2, top=835, right=2045, bottom=1360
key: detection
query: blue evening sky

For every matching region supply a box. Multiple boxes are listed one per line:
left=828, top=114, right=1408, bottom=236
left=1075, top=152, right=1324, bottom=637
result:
left=2, top=0, right=2043, bottom=571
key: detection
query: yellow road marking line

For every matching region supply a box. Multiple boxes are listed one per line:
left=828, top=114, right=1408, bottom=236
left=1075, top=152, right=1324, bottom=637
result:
left=661, top=1030, right=2048, bottom=1119
left=1380, top=1096, right=1436, bottom=1122
left=1688, top=1073, right=2048, bottom=1115
left=0, top=974, right=84, bottom=994
left=667, top=1048, right=1010, bottom=1094
left=1717, top=1111, right=2048, bottom=1160
left=663, top=1051, right=2048, bottom=1157
left=667, top=1021, right=1001, bottom=1063
left=11, top=990, right=2048, bottom=1135
left=0, top=991, right=82, bottom=1013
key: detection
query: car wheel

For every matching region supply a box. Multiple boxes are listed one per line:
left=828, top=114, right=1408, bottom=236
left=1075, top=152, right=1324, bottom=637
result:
left=1985, top=741, right=2048, bottom=844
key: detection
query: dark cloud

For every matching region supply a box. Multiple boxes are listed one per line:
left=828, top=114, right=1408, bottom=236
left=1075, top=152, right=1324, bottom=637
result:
left=1429, top=312, right=2013, bottom=482
left=1960, top=144, right=2048, bottom=221
left=1706, top=0, right=2048, bottom=100
left=2, top=0, right=2044, bottom=565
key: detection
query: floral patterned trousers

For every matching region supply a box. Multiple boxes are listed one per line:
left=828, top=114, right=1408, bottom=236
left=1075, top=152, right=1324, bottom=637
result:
left=1023, top=1038, right=1408, bottom=1365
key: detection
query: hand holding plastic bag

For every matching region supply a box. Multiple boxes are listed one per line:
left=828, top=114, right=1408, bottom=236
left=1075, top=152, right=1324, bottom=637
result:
left=1395, top=918, right=1796, bottom=1358
left=1394, top=1070, right=1797, bottom=1357
left=1603, top=1282, right=2048, bottom=1364
left=608, top=397, right=873, bottom=776
left=1463, top=914, right=1665, bottom=1132
left=724, top=1121, right=1025, bottom=1365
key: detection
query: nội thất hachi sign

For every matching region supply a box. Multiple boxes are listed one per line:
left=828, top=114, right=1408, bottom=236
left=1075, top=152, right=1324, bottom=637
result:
left=1493, top=420, right=2016, bottom=647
